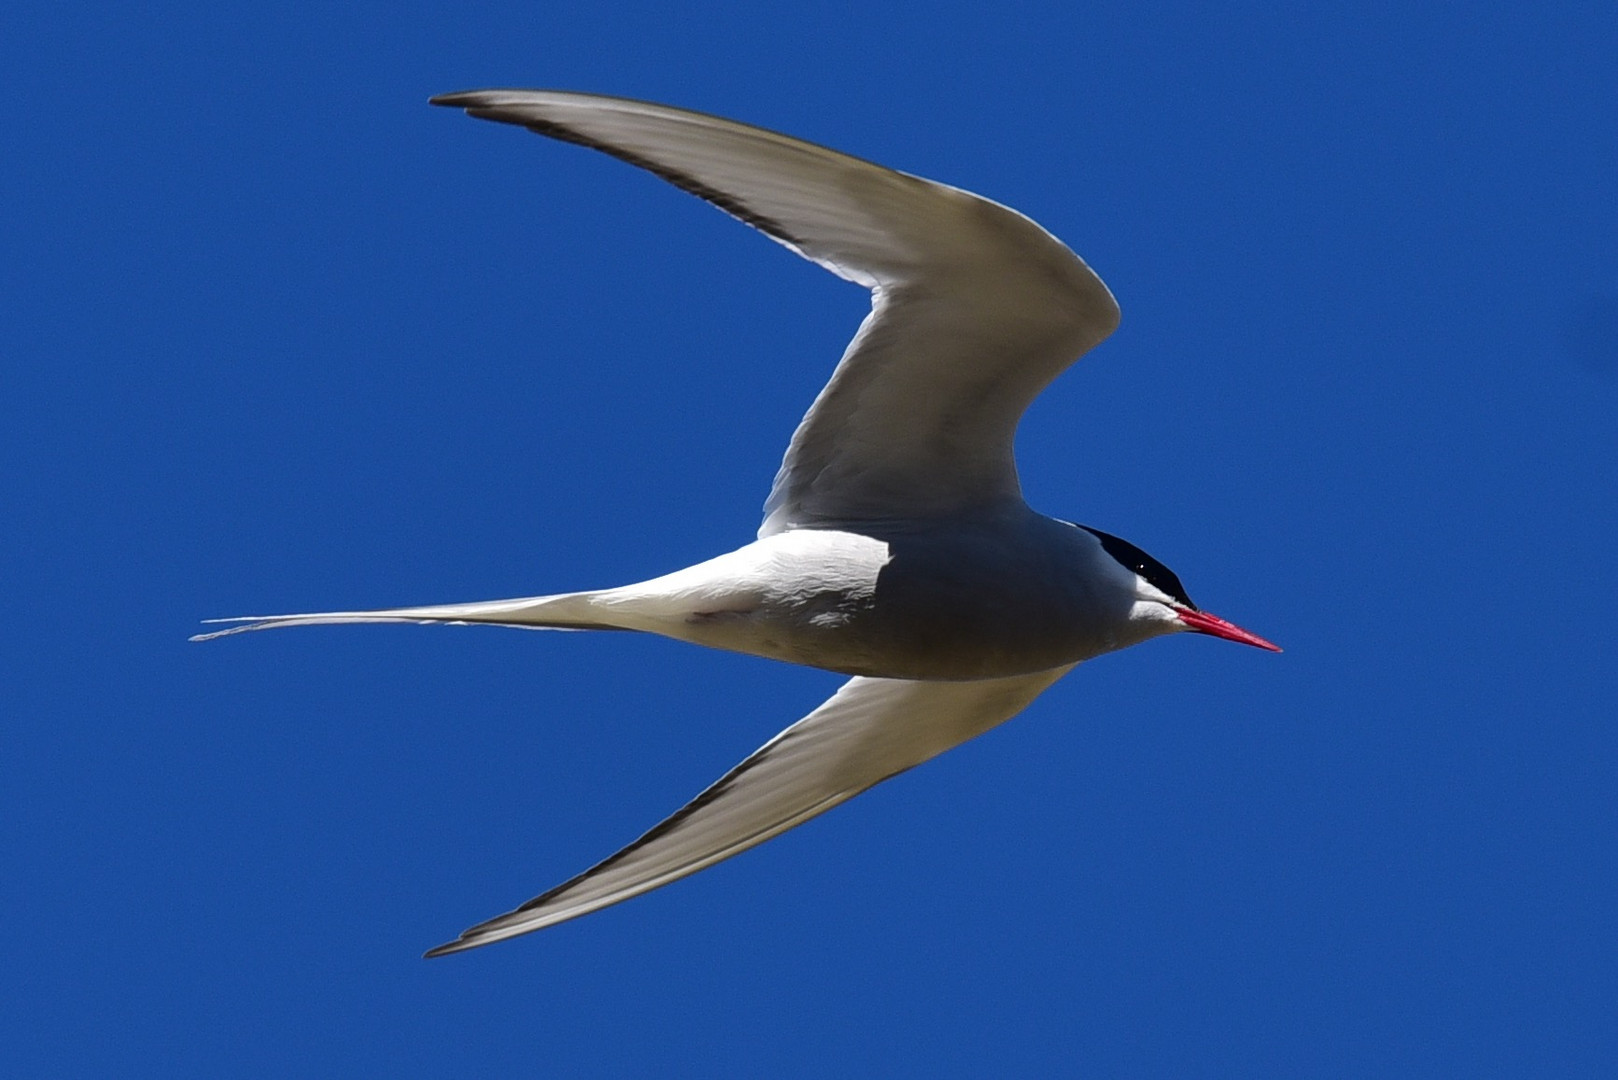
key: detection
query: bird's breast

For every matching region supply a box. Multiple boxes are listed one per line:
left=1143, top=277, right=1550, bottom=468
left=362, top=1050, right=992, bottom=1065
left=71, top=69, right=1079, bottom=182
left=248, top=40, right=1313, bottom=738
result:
left=697, top=518, right=1124, bottom=680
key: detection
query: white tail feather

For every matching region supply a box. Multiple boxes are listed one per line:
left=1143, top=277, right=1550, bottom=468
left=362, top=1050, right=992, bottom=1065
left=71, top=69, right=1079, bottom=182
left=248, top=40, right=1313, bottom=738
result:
left=190, top=591, right=614, bottom=642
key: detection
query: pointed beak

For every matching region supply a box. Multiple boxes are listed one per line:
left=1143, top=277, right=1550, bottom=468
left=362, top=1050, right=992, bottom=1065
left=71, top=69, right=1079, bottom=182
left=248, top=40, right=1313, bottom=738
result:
left=1175, top=608, right=1282, bottom=652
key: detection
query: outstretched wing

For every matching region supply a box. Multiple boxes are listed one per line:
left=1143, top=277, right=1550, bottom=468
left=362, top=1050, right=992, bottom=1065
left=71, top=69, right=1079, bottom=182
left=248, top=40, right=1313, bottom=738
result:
left=426, top=665, right=1073, bottom=956
left=430, top=90, right=1120, bottom=534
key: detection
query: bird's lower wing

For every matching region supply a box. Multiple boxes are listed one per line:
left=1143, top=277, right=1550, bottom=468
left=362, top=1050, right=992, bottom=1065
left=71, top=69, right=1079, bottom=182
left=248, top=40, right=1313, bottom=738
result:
left=426, top=665, right=1075, bottom=956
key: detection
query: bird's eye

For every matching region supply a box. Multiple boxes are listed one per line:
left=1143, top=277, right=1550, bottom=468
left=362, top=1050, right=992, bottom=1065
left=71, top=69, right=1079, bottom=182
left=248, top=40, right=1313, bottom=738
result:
left=1080, top=526, right=1196, bottom=610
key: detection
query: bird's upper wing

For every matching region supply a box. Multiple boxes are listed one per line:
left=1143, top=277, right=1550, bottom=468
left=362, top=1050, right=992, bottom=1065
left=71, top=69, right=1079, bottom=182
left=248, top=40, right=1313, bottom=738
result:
left=430, top=91, right=1120, bottom=534
left=425, top=665, right=1073, bottom=956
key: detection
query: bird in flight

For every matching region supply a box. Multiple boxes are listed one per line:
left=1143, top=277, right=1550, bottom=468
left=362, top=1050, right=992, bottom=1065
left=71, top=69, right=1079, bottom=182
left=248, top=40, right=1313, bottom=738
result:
left=197, top=90, right=1279, bottom=956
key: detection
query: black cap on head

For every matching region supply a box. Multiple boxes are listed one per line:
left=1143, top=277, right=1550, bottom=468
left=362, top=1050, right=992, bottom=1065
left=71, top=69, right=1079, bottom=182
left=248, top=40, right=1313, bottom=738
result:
left=1079, top=526, right=1197, bottom=610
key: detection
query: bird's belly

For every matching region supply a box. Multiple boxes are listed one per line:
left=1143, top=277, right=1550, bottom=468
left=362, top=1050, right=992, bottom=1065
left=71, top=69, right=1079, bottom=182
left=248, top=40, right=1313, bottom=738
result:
left=720, top=597, right=1097, bottom=680
left=675, top=527, right=1112, bottom=680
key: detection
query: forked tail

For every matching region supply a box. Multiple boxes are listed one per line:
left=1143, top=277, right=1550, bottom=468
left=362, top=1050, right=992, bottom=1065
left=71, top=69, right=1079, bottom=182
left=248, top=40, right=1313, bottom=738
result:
left=190, top=590, right=620, bottom=642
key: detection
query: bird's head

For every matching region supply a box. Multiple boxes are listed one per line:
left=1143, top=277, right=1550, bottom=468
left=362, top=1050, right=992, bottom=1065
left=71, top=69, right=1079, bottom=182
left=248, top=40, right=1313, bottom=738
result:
left=1079, top=526, right=1281, bottom=652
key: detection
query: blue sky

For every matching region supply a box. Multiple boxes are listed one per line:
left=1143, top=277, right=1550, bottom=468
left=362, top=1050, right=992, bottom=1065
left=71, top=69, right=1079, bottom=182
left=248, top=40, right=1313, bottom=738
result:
left=5, top=1, right=1616, bottom=1075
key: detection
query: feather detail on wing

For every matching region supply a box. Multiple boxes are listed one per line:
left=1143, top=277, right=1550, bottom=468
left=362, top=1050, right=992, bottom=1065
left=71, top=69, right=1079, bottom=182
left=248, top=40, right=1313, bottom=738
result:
left=430, top=91, right=1120, bottom=532
left=425, top=664, right=1073, bottom=955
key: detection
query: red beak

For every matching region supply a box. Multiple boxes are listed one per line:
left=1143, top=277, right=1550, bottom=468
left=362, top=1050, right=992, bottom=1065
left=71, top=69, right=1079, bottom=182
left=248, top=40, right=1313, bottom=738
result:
left=1175, top=608, right=1281, bottom=652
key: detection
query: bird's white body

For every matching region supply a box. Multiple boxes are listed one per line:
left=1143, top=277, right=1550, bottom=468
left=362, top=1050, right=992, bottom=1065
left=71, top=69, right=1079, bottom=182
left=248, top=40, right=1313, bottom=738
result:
left=198, top=90, right=1276, bottom=954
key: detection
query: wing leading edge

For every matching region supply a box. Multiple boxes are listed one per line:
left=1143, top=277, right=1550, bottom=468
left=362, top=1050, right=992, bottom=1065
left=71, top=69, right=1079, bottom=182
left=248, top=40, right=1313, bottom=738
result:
left=426, top=665, right=1073, bottom=955
left=429, top=91, right=1120, bottom=534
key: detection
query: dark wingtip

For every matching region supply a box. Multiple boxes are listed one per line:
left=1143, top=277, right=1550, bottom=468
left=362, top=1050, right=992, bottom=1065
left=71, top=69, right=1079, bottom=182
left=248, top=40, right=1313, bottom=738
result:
left=422, top=938, right=467, bottom=959
left=429, top=91, right=486, bottom=108
left=428, top=94, right=533, bottom=129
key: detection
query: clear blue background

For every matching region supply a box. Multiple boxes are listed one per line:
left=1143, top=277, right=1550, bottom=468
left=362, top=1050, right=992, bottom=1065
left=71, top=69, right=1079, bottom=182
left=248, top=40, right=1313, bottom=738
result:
left=5, top=2, right=1616, bottom=1075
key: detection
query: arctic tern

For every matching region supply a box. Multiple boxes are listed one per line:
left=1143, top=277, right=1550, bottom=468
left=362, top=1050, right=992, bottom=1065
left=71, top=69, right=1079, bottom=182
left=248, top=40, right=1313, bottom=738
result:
left=196, top=90, right=1279, bottom=956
